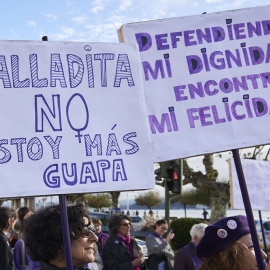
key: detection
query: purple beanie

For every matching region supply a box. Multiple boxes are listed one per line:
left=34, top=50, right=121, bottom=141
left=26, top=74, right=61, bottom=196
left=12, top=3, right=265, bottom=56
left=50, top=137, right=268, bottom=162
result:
left=196, top=215, right=250, bottom=259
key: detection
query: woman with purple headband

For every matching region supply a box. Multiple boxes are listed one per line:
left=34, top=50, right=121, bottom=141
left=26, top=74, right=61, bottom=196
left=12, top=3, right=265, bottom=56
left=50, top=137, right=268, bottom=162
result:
left=146, top=219, right=174, bottom=270
left=196, top=215, right=269, bottom=270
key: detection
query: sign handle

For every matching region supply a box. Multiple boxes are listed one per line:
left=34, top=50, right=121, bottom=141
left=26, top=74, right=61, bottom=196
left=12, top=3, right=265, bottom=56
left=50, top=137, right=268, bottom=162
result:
left=41, top=33, right=74, bottom=269
left=41, top=35, right=74, bottom=270
left=259, top=210, right=269, bottom=263
left=59, top=194, right=73, bottom=270
left=232, top=149, right=265, bottom=270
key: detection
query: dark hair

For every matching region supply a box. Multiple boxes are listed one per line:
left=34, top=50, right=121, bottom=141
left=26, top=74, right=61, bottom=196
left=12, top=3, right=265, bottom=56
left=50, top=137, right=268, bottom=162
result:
left=108, top=214, right=131, bottom=234
left=18, top=207, right=31, bottom=223
left=0, top=207, right=17, bottom=231
left=24, top=203, right=91, bottom=262
left=154, top=219, right=167, bottom=230
left=18, top=207, right=31, bottom=233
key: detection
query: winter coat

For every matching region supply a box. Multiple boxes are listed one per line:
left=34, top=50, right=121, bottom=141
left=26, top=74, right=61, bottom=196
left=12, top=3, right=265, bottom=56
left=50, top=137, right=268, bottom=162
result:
left=146, top=234, right=174, bottom=259
left=98, top=232, right=109, bottom=259
left=102, top=234, right=140, bottom=270
left=0, top=231, right=14, bottom=270
left=174, top=241, right=201, bottom=270
left=145, top=233, right=174, bottom=270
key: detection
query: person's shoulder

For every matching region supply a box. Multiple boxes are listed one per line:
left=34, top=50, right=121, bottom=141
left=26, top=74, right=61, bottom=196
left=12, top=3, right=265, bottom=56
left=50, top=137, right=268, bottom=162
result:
left=0, top=231, right=6, bottom=239
left=104, top=234, right=113, bottom=241
left=146, top=233, right=156, bottom=240
left=175, top=244, right=192, bottom=261
left=104, top=234, right=118, bottom=245
left=0, top=233, right=8, bottom=245
left=145, top=233, right=159, bottom=244
left=103, top=233, right=110, bottom=239
left=13, top=238, right=23, bottom=250
left=177, top=242, right=190, bottom=252
left=103, top=235, right=122, bottom=253
left=175, top=247, right=186, bottom=257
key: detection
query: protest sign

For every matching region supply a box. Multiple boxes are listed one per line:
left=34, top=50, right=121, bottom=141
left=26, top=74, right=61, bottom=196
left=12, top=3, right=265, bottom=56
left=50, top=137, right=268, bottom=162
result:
left=119, top=5, right=270, bottom=162
left=0, top=41, right=154, bottom=198
left=229, top=158, right=270, bottom=210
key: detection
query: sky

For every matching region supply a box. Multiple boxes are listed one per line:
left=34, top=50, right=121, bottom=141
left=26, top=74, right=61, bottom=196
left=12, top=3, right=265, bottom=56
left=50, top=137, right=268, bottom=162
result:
left=0, top=0, right=268, bottom=43
left=2, top=0, right=269, bottom=202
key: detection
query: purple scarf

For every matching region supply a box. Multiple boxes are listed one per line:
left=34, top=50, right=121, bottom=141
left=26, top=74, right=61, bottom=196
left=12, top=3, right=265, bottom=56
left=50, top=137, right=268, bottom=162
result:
left=97, top=231, right=103, bottom=239
left=116, top=233, right=140, bottom=270
left=146, top=231, right=163, bottom=242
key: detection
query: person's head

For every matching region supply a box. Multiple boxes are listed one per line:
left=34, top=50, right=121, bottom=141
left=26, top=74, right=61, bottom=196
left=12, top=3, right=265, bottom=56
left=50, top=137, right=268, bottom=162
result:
left=197, top=215, right=267, bottom=270
left=17, top=206, right=32, bottom=233
left=0, top=207, right=17, bottom=234
left=92, top=218, right=102, bottom=234
left=190, top=223, right=207, bottom=245
left=18, top=207, right=31, bottom=223
left=108, top=214, right=131, bottom=237
left=24, top=203, right=98, bottom=267
left=154, top=219, right=168, bottom=236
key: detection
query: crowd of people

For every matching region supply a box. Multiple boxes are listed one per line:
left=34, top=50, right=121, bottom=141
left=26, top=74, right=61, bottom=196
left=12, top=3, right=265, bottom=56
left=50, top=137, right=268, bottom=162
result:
left=0, top=204, right=269, bottom=270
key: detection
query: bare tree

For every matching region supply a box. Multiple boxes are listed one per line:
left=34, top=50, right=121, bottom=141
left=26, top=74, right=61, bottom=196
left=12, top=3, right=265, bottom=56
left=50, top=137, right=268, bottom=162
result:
left=182, top=146, right=270, bottom=223
left=183, top=154, right=230, bottom=223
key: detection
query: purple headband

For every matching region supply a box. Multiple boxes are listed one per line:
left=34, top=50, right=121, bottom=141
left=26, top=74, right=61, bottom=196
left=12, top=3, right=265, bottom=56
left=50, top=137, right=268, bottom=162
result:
left=196, top=215, right=250, bottom=259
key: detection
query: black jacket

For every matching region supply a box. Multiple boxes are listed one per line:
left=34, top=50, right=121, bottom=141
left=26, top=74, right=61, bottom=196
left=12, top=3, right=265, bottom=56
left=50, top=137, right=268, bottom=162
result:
left=38, top=261, right=91, bottom=270
left=0, top=231, right=13, bottom=270
left=102, top=234, right=140, bottom=270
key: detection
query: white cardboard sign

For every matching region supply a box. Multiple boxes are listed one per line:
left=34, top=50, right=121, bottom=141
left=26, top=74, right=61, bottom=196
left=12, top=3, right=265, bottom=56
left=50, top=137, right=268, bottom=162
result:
left=119, top=5, right=270, bottom=162
left=0, top=41, right=154, bottom=198
left=230, top=158, right=270, bottom=210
